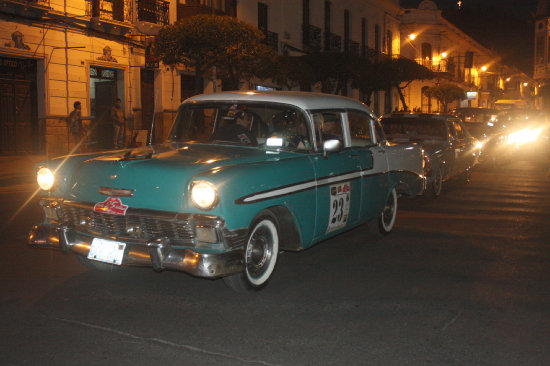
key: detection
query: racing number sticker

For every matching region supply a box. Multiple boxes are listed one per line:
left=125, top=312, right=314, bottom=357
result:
left=327, top=182, right=351, bottom=233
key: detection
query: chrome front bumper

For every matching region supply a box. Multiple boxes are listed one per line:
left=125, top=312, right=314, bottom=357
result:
left=28, top=223, right=245, bottom=278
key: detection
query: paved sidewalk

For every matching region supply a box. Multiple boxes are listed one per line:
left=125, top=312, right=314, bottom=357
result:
left=0, top=155, right=46, bottom=186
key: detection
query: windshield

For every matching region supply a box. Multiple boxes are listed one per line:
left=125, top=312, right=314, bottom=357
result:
left=168, top=102, right=312, bottom=151
left=381, top=117, right=447, bottom=142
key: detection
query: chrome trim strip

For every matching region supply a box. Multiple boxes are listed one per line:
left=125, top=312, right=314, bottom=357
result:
left=98, top=187, right=135, bottom=197
left=235, top=169, right=423, bottom=205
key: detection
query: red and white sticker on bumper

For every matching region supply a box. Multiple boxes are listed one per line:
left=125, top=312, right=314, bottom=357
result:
left=94, top=197, right=128, bottom=215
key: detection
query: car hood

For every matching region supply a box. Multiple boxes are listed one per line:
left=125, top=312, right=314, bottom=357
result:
left=66, top=143, right=293, bottom=211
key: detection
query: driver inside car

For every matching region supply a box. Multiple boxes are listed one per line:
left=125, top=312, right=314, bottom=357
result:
left=211, top=107, right=257, bottom=146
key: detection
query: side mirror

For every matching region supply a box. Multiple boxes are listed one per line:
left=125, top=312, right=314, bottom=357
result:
left=323, top=139, right=342, bottom=158
left=323, top=139, right=342, bottom=152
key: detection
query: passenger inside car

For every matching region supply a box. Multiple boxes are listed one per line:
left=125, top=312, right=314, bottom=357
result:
left=211, top=109, right=258, bottom=146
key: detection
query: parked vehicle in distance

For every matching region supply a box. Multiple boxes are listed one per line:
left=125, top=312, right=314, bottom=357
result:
left=380, top=113, right=480, bottom=198
left=451, top=107, right=506, bottom=165
left=29, top=91, right=425, bottom=292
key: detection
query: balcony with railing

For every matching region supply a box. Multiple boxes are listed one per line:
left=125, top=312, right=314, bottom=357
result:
left=414, top=58, right=449, bottom=73
left=177, top=3, right=236, bottom=21
left=324, top=32, right=341, bottom=53
left=0, top=0, right=50, bottom=19
left=344, top=40, right=360, bottom=55
left=85, top=0, right=133, bottom=35
left=363, top=47, right=391, bottom=61
left=261, top=29, right=278, bottom=52
left=302, top=24, right=322, bottom=53
left=137, top=0, right=169, bottom=25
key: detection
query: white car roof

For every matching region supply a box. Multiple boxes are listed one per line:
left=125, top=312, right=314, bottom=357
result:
left=184, top=91, right=371, bottom=113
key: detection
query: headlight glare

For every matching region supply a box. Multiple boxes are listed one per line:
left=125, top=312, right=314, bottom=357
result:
left=190, top=181, right=218, bottom=210
left=508, top=128, right=542, bottom=146
left=37, top=167, right=55, bottom=191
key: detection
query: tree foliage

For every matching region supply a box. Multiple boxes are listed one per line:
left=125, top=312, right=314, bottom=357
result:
left=153, top=15, right=277, bottom=92
left=271, top=53, right=433, bottom=109
left=352, top=57, right=434, bottom=110
left=423, top=83, right=466, bottom=112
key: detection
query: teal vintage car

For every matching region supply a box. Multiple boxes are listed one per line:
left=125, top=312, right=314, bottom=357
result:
left=29, top=91, right=424, bottom=292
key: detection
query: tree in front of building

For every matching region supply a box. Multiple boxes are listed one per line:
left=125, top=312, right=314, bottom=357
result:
left=423, top=83, right=466, bottom=112
left=352, top=57, right=434, bottom=111
left=153, top=15, right=277, bottom=93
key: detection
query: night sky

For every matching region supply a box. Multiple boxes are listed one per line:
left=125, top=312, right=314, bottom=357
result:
left=400, top=0, right=538, bottom=20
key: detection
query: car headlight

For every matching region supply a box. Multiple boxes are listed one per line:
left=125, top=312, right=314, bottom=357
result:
left=508, top=128, right=542, bottom=146
left=190, top=180, right=218, bottom=210
left=37, top=167, right=55, bottom=191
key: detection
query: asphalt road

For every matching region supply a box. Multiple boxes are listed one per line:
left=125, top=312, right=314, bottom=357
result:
left=1, top=156, right=549, bottom=365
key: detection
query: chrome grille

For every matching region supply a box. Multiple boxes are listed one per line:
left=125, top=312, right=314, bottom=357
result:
left=59, top=204, right=194, bottom=242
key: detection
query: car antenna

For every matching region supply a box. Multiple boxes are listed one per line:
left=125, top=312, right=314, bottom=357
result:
left=148, top=89, right=159, bottom=146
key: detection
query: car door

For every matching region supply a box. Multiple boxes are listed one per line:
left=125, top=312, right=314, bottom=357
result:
left=309, top=110, right=363, bottom=240
left=449, top=118, right=469, bottom=175
left=347, top=110, right=386, bottom=221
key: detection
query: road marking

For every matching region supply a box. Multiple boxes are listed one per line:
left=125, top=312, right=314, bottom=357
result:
left=441, top=310, right=463, bottom=331
left=55, top=317, right=282, bottom=366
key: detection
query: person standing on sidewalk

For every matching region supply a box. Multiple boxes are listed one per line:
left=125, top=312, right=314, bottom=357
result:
left=68, top=101, right=83, bottom=152
left=111, top=98, right=125, bottom=149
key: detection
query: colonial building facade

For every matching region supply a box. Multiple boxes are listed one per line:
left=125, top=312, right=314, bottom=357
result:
left=0, top=0, right=532, bottom=156
left=399, top=0, right=534, bottom=113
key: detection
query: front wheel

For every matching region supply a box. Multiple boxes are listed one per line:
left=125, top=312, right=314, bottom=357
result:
left=368, top=188, right=398, bottom=236
left=224, top=213, right=279, bottom=293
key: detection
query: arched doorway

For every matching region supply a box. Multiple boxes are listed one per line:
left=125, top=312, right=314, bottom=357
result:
left=421, top=86, right=432, bottom=113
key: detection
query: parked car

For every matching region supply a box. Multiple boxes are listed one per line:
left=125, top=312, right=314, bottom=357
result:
left=380, top=113, right=480, bottom=198
left=29, top=91, right=424, bottom=292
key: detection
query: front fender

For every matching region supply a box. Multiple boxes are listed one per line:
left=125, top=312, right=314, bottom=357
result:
left=190, top=155, right=316, bottom=236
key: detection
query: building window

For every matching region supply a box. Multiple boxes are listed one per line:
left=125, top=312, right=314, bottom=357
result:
left=361, top=18, right=367, bottom=56
left=324, top=1, right=331, bottom=33
left=421, top=42, right=432, bottom=63
left=225, top=0, right=236, bottom=17
left=374, top=24, right=380, bottom=53
left=258, top=2, right=268, bottom=31
left=344, top=10, right=350, bottom=51
left=386, top=30, right=392, bottom=56
left=303, top=0, right=309, bottom=25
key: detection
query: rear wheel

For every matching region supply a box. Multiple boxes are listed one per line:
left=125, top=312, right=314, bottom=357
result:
left=224, top=212, right=279, bottom=292
left=425, top=167, right=443, bottom=199
left=368, top=188, right=398, bottom=236
left=459, top=167, right=471, bottom=185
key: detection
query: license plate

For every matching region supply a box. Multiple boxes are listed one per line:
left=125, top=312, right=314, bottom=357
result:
left=88, top=238, right=126, bottom=265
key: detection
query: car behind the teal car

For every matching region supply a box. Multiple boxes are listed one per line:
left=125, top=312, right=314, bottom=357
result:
left=380, top=113, right=480, bottom=198
left=29, top=91, right=425, bottom=292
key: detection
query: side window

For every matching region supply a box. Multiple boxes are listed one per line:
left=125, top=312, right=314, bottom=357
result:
left=373, top=120, right=386, bottom=144
left=447, top=121, right=456, bottom=140
left=348, top=110, right=373, bottom=146
left=453, top=120, right=465, bottom=141
left=313, top=111, right=343, bottom=147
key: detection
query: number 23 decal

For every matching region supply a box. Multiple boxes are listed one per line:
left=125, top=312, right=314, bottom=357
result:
left=327, top=182, right=351, bottom=233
